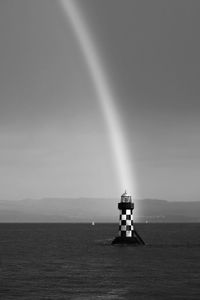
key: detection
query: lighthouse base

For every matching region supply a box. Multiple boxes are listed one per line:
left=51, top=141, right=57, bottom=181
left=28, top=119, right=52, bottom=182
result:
left=112, top=230, right=145, bottom=246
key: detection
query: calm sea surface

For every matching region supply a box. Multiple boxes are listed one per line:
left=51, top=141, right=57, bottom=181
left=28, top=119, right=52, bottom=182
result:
left=0, top=223, right=200, bottom=300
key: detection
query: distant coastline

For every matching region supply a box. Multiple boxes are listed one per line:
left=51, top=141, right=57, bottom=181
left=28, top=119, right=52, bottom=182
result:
left=0, top=198, right=200, bottom=223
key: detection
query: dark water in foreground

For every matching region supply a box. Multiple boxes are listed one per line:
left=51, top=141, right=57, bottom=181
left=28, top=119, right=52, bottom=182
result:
left=0, top=223, right=200, bottom=300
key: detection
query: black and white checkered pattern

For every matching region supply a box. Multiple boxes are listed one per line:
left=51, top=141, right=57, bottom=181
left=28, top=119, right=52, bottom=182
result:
left=118, top=209, right=134, bottom=237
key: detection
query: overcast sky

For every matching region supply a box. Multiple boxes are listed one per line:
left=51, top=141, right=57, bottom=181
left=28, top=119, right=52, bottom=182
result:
left=0, top=0, right=200, bottom=201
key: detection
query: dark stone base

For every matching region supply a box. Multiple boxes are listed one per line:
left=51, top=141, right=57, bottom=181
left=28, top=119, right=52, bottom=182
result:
left=112, top=230, right=145, bottom=245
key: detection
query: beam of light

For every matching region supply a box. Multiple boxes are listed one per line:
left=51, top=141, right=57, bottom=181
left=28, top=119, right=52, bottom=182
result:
left=59, top=0, right=137, bottom=196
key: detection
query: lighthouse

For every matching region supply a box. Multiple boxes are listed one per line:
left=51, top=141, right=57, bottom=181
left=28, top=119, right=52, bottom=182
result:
left=112, top=191, right=145, bottom=245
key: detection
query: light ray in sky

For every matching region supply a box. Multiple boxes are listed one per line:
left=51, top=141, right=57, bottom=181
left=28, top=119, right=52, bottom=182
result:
left=59, top=0, right=137, bottom=196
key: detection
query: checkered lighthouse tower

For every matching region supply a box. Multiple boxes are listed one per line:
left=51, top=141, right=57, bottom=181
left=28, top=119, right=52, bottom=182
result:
left=112, top=191, right=145, bottom=245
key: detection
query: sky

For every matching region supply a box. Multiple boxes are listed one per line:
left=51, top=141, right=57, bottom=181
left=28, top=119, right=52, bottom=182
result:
left=0, top=0, right=200, bottom=201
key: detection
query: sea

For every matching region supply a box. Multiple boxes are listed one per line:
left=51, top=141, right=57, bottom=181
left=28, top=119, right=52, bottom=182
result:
left=0, top=223, right=200, bottom=300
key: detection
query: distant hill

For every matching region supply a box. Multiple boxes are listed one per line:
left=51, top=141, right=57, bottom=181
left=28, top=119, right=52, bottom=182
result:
left=0, top=198, right=200, bottom=222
